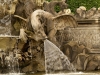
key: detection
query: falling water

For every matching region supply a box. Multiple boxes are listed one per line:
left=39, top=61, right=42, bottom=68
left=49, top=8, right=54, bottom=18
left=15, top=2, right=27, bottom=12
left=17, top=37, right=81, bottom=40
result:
left=0, top=50, right=20, bottom=73
left=0, top=73, right=25, bottom=75
left=5, top=51, right=20, bottom=73
left=0, top=37, right=21, bottom=74
left=44, top=39, right=76, bottom=73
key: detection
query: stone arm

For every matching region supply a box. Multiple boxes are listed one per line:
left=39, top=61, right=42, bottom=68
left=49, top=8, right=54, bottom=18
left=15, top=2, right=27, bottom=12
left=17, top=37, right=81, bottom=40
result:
left=48, top=29, right=60, bottom=48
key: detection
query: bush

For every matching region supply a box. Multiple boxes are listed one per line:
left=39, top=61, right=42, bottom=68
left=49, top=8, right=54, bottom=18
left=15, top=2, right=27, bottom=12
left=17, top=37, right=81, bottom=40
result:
left=67, top=0, right=100, bottom=13
left=54, top=5, right=61, bottom=13
left=45, top=0, right=100, bottom=13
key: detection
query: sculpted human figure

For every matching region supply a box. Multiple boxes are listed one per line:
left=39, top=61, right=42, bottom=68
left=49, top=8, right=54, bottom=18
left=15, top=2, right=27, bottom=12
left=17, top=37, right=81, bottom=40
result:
left=75, top=6, right=86, bottom=19
left=14, top=9, right=77, bottom=47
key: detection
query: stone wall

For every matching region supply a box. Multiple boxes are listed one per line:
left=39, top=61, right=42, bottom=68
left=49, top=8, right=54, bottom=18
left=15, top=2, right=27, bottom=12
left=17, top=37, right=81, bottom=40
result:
left=0, top=37, right=24, bottom=51
left=69, top=24, right=100, bottom=49
left=57, top=23, right=100, bottom=50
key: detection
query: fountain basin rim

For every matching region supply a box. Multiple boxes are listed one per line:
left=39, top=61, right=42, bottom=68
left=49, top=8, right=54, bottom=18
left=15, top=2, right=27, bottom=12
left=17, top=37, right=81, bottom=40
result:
left=0, top=35, right=19, bottom=38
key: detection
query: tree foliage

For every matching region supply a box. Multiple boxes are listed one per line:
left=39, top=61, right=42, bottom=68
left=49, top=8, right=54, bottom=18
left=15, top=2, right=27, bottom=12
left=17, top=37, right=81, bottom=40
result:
left=45, top=0, right=100, bottom=13
left=54, top=5, right=61, bottom=13
left=67, top=0, right=100, bottom=13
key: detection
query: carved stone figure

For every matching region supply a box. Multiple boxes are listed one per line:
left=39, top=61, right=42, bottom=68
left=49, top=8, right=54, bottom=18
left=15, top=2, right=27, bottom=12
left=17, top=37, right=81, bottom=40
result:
left=75, top=6, right=98, bottom=19
left=84, top=55, right=100, bottom=71
left=74, top=6, right=86, bottom=19
left=62, top=41, right=88, bottom=62
left=73, top=49, right=89, bottom=71
left=15, top=9, right=77, bottom=47
left=11, top=0, right=37, bottom=35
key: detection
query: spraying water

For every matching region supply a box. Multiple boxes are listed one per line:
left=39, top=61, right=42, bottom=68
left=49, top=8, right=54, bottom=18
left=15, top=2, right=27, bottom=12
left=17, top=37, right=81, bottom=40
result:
left=44, top=39, right=76, bottom=73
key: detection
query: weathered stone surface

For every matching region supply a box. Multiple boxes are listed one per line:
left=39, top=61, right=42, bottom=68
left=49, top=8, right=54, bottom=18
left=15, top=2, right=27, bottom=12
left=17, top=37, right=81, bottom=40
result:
left=85, top=7, right=97, bottom=19
left=64, top=25, right=100, bottom=49
left=75, top=6, right=100, bottom=20
left=73, top=52, right=89, bottom=70
left=0, top=38, right=45, bottom=73
left=22, top=60, right=38, bottom=73
left=0, top=37, right=17, bottom=50
left=1, top=0, right=100, bottom=73
left=43, top=1, right=67, bottom=16
left=74, top=6, right=86, bottom=20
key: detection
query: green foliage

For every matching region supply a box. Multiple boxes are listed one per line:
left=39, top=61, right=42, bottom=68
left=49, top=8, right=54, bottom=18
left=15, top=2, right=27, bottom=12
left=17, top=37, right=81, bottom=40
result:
left=67, top=0, right=100, bottom=13
left=54, top=5, right=61, bottom=13
left=46, top=0, right=61, bottom=1
left=45, top=0, right=61, bottom=13
left=45, top=0, right=100, bottom=13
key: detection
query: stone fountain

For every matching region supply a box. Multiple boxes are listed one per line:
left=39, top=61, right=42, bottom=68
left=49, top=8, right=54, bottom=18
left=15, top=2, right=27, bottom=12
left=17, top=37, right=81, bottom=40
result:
left=0, top=0, right=76, bottom=74
left=0, top=2, right=77, bottom=75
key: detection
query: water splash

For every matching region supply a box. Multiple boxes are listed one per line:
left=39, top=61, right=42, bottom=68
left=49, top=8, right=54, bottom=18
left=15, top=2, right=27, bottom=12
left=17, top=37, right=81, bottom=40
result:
left=5, top=51, right=20, bottom=73
left=45, top=72, right=100, bottom=75
left=0, top=73, right=25, bottom=75
left=44, top=39, right=76, bottom=73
